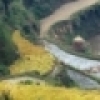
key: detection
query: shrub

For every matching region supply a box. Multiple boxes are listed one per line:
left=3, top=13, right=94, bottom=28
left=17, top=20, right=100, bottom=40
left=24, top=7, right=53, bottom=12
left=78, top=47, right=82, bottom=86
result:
left=19, top=80, right=33, bottom=85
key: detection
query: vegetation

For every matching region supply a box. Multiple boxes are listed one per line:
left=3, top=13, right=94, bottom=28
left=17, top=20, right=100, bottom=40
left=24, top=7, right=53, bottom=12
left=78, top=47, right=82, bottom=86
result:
left=48, top=3, right=100, bottom=59
left=0, top=0, right=77, bottom=75
left=0, top=1, right=100, bottom=99
left=10, top=31, right=55, bottom=75
left=0, top=25, right=18, bottom=65
left=0, top=0, right=71, bottom=75
left=23, top=0, right=75, bottom=19
left=0, top=0, right=39, bottom=75
left=0, top=83, right=100, bottom=100
left=71, top=2, right=100, bottom=39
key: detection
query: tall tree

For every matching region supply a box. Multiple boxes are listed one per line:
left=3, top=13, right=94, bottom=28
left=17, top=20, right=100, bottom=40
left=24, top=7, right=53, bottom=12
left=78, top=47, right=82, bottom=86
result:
left=2, top=0, right=12, bottom=14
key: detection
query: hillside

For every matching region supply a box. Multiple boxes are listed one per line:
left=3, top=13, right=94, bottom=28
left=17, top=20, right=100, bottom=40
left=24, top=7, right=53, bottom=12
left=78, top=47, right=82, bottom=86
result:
left=0, top=0, right=74, bottom=75
left=0, top=0, right=38, bottom=68
left=0, top=82, right=100, bottom=100
left=0, top=0, right=100, bottom=100
left=47, top=2, right=100, bottom=59
left=23, top=0, right=76, bottom=19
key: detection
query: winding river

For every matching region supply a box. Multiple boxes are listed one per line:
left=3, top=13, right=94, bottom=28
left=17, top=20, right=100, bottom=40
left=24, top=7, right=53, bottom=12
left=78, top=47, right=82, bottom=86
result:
left=44, top=41, right=100, bottom=88
left=40, top=0, right=100, bottom=88
left=2, top=0, right=100, bottom=89
left=44, top=42, right=100, bottom=70
left=41, top=0, right=100, bottom=73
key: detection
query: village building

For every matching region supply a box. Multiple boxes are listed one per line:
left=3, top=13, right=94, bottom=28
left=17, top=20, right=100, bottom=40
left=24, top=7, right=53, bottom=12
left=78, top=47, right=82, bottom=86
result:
left=73, top=35, right=86, bottom=51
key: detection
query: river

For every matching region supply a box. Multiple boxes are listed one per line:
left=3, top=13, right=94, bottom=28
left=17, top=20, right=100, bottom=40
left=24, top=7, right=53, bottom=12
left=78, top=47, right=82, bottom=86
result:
left=40, top=0, right=100, bottom=88
left=40, top=0, right=100, bottom=75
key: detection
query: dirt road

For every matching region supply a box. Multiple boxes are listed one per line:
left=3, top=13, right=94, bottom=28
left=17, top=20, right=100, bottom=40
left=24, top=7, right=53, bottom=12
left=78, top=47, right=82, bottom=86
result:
left=40, top=0, right=98, bottom=37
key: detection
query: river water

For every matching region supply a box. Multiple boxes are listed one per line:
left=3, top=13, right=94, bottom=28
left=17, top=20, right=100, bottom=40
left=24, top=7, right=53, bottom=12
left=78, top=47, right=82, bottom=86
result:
left=44, top=41, right=100, bottom=88
left=45, top=42, right=100, bottom=70
left=40, top=0, right=100, bottom=75
left=40, top=0, right=100, bottom=88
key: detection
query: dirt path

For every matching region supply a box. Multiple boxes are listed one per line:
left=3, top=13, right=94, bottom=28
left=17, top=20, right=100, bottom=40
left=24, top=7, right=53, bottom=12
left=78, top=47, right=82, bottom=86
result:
left=40, top=0, right=98, bottom=37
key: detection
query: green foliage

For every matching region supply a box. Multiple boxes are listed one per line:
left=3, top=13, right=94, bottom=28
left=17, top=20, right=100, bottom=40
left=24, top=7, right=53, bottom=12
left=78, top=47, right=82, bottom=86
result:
left=0, top=0, right=76, bottom=76
left=23, top=0, right=74, bottom=19
left=0, top=0, right=39, bottom=67
left=47, top=3, right=100, bottom=59
left=0, top=64, right=10, bottom=76
left=0, top=23, right=19, bottom=65
left=19, top=80, right=33, bottom=85
left=71, top=3, right=100, bottom=39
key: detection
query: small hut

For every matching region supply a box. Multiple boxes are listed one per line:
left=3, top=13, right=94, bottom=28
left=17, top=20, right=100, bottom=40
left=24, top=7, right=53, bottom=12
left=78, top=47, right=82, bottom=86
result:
left=73, top=35, right=86, bottom=51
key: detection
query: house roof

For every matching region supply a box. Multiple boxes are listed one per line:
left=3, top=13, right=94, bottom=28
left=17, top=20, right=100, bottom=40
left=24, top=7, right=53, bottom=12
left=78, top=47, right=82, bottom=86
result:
left=74, top=35, right=85, bottom=42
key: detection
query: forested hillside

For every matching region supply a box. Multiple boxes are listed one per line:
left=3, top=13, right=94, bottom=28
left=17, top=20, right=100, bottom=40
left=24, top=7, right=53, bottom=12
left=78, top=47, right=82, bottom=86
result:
left=0, top=0, right=38, bottom=75
left=48, top=2, right=100, bottom=58
left=23, top=0, right=76, bottom=19
left=71, top=3, right=100, bottom=39
left=0, top=0, right=38, bottom=67
left=49, top=2, right=100, bottom=40
left=0, top=0, right=74, bottom=75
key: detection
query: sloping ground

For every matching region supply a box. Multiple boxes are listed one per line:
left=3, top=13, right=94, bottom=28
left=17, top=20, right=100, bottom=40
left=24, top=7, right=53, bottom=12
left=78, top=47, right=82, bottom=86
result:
left=40, top=0, right=98, bottom=37
left=40, top=0, right=100, bottom=88
left=0, top=0, right=39, bottom=67
left=46, top=2, right=100, bottom=57
left=10, top=30, right=55, bottom=75
left=0, top=0, right=76, bottom=67
left=71, top=2, right=100, bottom=55
left=70, top=2, right=100, bottom=39
left=23, top=0, right=76, bottom=19
left=0, top=83, right=100, bottom=100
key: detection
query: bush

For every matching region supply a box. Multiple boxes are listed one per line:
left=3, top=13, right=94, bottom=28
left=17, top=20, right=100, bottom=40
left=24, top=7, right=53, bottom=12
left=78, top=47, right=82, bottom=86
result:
left=0, top=23, right=19, bottom=65
left=19, top=80, right=33, bottom=85
left=0, top=64, right=10, bottom=76
left=23, top=0, right=74, bottom=19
